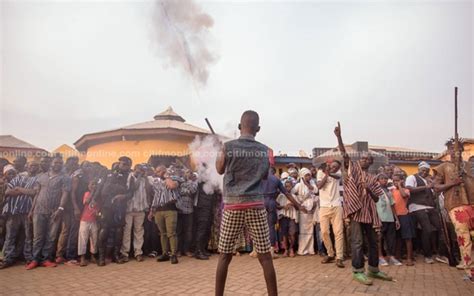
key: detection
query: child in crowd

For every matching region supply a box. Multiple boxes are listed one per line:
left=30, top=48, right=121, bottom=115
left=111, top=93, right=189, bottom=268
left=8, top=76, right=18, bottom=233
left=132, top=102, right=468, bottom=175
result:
left=277, top=180, right=298, bottom=257
left=78, top=180, right=100, bottom=267
left=391, top=174, right=415, bottom=266
left=376, top=174, right=402, bottom=266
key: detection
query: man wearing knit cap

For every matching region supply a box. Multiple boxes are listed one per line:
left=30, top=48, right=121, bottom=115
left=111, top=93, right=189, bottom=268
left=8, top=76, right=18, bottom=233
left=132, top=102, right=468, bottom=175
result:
left=405, top=161, right=442, bottom=264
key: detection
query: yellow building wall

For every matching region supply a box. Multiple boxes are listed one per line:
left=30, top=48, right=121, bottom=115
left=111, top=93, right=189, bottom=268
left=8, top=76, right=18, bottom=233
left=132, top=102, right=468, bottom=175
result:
left=396, top=164, right=419, bottom=176
left=84, top=139, right=192, bottom=168
left=53, top=145, right=86, bottom=162
left=439, top=143, right=474, bottom=162
left=465, top=144, right=474, bottom=160
left=2, top=152, right=17, bottom=163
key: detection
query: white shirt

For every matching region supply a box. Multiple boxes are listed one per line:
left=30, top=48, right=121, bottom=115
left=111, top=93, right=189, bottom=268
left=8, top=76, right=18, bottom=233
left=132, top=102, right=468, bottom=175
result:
left=316, top=170, right=342, bottom=208
left=405, top=174, right=433, bottom=213
left=276, top=193, right=299, bottom=223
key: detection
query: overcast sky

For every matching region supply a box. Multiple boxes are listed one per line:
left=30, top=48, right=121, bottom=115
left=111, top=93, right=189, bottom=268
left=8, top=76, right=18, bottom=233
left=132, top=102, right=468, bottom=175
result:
left=1, top=0, right=472, bottom=155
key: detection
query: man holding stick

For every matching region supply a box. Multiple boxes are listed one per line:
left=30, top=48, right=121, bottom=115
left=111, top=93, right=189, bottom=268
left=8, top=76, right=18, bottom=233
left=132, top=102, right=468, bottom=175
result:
left=215, top=110, right=301, bottom=296
left=433, top=88, right=474, bottom=270
left=433, top=140, right=474, bottom=269
left=334, top=122, right=393, bottom=285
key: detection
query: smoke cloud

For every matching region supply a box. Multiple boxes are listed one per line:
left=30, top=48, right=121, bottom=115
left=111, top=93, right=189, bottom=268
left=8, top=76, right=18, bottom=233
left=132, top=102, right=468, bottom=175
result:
left=152, top=0, right=217, bottom=86
left=189, top=135, right=223, bottom=195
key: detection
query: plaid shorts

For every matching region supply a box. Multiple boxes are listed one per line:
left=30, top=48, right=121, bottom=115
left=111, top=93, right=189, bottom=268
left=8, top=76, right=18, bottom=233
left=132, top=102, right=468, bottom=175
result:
left=218, top=208, right=271, bottom=254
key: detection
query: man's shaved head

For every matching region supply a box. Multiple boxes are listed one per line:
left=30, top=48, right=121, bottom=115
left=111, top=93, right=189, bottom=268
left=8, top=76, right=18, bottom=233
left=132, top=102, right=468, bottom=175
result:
left=239, top=110, right=260, bottom=136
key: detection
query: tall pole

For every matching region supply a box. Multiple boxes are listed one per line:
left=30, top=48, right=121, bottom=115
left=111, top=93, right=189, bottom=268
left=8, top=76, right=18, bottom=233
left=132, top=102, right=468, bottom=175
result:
left=205, top=118, right=216, bottom=135
left=455, top=87, right=458, bottom=142
left=440, top=86, right=460, bottom=267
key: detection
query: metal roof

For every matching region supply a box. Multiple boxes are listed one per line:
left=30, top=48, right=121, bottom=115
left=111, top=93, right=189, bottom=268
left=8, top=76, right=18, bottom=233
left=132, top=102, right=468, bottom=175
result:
left=0, top=135, right=45, bottom=150
left=73, top=107, right=212, bottom=151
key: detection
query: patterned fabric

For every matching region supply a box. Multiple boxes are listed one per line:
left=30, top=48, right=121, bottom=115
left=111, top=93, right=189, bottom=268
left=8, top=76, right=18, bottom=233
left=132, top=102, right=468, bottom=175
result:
left=342, top=160, right=384, bottom=228
left=33, top=172, right=71, bottom=215
left=126, top=175, right=149, bottom=212
left=176, top=180, right=197, bottom=214
left=149, top=176, right=179, bottom=209
left=218, top=208, right=271, bottom=254
left=3, top=175, right=38, bottom=215
left=449, top=205, right=474, bottom=267
left=0, top=182, right=8, bottom=206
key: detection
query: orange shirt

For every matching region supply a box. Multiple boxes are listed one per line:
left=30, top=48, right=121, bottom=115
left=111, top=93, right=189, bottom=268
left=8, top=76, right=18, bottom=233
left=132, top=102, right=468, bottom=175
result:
left=392, top=188, right=410, bottom=216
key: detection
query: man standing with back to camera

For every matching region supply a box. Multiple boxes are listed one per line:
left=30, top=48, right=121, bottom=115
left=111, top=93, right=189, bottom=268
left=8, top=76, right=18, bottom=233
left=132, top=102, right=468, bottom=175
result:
left=215, top=110, right=301, bottom=296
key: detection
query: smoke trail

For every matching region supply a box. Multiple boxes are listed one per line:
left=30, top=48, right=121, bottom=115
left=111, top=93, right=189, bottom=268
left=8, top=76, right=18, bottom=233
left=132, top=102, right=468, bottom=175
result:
left=152, top=0, right=217, bottom=86
left=189, top=135, right=222, bottom=194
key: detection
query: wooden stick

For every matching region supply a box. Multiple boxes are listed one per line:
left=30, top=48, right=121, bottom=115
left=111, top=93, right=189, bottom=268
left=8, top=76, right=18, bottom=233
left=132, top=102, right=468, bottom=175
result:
left=455, top=87, right=458, bottom=141
left=205, top=118, right=216, bottom=135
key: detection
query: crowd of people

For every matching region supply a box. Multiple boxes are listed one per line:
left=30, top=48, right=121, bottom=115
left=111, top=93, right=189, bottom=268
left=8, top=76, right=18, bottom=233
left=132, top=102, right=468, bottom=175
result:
left=265, top=157, right=470, bottom=271
left=0, top=155, right=223, bottom=269
left=0, top=125, right=472, bottom=289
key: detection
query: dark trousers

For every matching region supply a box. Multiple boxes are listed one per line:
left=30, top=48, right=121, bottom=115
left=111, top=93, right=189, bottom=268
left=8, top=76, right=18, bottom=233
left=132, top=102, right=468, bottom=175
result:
left=194, top=203, right=213, bottom=253
left=344, top=222, right=352, bottom=258
left=411, top=209, right=440, bottom=258
left=0, top=216, right=6, bottom=251
left=446, top=222, right=461, bottom=260
left=98, top=208, right=125, bottom=257
left=351, top=220, right=379, bottom=273
left=143, top=218, right=161, bottom=255
left=56, top=211, right=80, bottom=260
left=380, top=222, right=396, bottom=256
left=314, top=223, right=327, bottom=255
left=32, top=213, right=62, bottom=263
left=177, top=213, right=194, bottom=253
left=3, top=214, right=33, bottom=264
left=267, top=210, right=277, bottom=246
left=66, top=219, right=80, bottom=259
left=56, top=209, right=72, bottom=259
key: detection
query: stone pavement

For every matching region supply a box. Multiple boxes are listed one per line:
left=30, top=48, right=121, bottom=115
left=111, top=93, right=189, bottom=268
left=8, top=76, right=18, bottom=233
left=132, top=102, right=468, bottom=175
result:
left=1, top=254, right=473, bottom=296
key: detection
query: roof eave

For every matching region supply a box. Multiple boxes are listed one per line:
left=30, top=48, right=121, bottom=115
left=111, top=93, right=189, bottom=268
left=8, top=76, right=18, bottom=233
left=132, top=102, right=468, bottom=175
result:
left=74, top=128, right=211, bottom=152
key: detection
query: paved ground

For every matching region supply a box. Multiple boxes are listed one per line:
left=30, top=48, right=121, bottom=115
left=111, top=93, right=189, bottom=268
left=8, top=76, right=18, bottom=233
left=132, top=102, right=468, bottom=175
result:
left=1, top=254, right=473, bottom=296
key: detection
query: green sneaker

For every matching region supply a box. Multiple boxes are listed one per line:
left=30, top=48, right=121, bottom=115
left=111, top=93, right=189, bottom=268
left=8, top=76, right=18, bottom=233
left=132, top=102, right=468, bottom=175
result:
left=353, top=272, right=373, bottom=285
left=367, top=271, right=393, bottom=281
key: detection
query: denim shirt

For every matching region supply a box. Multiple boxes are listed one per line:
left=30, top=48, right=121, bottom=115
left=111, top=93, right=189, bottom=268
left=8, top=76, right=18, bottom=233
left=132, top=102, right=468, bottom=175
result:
left=223, top=135, right=270, bottom=206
